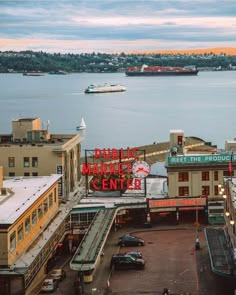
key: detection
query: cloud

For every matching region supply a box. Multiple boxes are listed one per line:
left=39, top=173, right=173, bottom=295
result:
left=0, top=0, right=235, bottom=52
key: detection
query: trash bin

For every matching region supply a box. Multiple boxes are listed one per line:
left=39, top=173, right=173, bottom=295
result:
left=195, top=240, right=200, bottom=250
left=84, top=274, right=93, bottom=283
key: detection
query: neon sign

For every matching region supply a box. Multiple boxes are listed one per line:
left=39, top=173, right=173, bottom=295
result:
left=148, top=197, right=206, bottom=208
left=83, top=148, right=148, bottom=191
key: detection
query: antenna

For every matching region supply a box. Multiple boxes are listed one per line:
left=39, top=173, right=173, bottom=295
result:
left=46, top=120, right=50, bottom=132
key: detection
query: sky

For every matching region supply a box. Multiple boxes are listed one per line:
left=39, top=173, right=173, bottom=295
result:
left=0, top=0, right=236, bottom=53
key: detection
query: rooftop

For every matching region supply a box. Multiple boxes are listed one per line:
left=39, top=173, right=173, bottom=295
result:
left=0, top=175, right=62, bottom=225
left=0, top=133, right=82, bottom=147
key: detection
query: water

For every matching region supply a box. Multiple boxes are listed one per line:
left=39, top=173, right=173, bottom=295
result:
left=0, top=71, right=236, bottom=152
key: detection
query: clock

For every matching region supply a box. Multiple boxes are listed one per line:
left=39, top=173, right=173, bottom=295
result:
left=132, top=160, right=150, bottom=179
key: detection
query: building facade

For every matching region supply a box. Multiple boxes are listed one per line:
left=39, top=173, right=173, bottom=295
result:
left=0, top=167, right=65, bottom=295
left=0, top=118, right=83, bottom=199
left=165, top=130, right=234, bottom=224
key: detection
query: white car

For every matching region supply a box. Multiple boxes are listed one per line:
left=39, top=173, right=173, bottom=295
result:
left=40, top=278, right=58, bottom=293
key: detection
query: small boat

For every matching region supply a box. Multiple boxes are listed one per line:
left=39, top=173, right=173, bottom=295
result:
left=76, top=117, right=86, bottom=130
left=84, top=83, right=126, bottom=94
left=48, top=70, right=68, bottom=75
left=22, top=72, right=45, bottom=76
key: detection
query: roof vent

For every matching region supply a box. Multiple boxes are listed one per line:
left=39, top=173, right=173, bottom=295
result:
left=1, top=187, right=7, bottom=195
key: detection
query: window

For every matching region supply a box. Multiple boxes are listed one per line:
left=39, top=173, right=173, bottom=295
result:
left=9, top=172, right=15, bottom=177
left=202, top=186, right=210, bottom=195
left=202, top=171, right=209, bottom=181
left=178, top=172, right=189, bottom=182
left=43, top=198, right=48, bottom=213
left=32, top=157, right=38, bottom=167
left=25, top=216, right=31, bottom=234
left=17, top=224, right=24, bottom=242
left=8, top=157, right=15, bottom=167
left=24, top=172, right=30, bottom=176
left=214, top=185, right=219, bottom=195
left=32, top=172, right=38, bottom=176
left=24, top=157, right=30, bottom=167
left=214, top=171, right=218, bottom=181
left=49, top=193, right=53, bottom=208
left=179, top=186, right=189, bottom=196
left=38, top=204, right=43, bottom=219
left=10, top=231, right=16, bottom=251
left=32, top=210, right=37, bottom=226
left=54, top=188, right=57, bottom=203
left=223, top=170, right=234, bottom=177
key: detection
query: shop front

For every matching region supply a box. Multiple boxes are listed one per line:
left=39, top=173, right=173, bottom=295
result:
left=147, top=196, right=208, bottom=226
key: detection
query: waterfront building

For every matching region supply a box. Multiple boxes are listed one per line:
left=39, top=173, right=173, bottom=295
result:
left=0, top=167, right=64, bottom=295
left=165, top=130, right=234, bottom=225
left=0, top=118, right=83, bottom=199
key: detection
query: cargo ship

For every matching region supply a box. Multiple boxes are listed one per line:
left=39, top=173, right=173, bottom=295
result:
left=85, top=83, right=126, bottom=93
left=125, top=64, right=198, bottom=76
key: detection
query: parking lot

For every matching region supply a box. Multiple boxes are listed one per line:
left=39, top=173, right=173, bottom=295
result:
left=109, top=228, right=198, bottom=295
left=40, top=225, right=236, bottom=295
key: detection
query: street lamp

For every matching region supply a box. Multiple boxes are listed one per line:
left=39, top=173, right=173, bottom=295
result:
left=230, top=220, right=235, bottom=225
left=219, top=188, right=225, bottom=195
left=225, top=211, right=230, bottom=217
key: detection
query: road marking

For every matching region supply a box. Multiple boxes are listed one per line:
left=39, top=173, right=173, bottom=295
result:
left=194, top=248, right=199, bottom=291
left=179, top=268, right=189, bottom=275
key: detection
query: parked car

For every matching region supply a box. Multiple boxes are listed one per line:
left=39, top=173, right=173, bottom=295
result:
left=50, top=268, right=66, bottom=281
left=118, top=234, right=145, bottom=247
left=110, top=254, right=145, bottom=270
left=40, top=278, right=58, bottom=293
left=125, top=251, right=143, bottom=259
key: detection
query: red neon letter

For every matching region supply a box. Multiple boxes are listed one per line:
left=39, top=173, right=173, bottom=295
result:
left=134, top=179, right=141, bottom=189
left=82, top=163, right=91, bottom=175
left=94, top=148, right=101, bottom=159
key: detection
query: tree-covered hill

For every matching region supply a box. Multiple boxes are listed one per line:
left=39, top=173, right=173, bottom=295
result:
left=0, top=50, right=236, bottom=73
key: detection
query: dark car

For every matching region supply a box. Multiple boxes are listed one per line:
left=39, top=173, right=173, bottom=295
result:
left=118, top=234, right=145, bottom=247
left=125, top=251, right=143, bottom=259
left=110, top=254, right=145, bottom=270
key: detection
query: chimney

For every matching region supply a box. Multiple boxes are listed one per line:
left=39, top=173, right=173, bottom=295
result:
left=0, top=166, right=3, bottom=190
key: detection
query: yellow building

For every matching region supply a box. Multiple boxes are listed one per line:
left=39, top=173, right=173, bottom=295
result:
left=0, top=167, right=65, bottom=295
left=165, top=130, right=234, bottom=224
left=0, top=118, right=83, bottom=199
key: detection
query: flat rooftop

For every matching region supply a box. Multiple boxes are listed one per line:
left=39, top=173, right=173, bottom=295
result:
left=0, top=175, right=62, bottom=225
left=0, top=133, right=82, bottom=147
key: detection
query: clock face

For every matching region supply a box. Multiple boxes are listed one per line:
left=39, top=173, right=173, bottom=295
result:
left=132, top=160, right=150, bottom=179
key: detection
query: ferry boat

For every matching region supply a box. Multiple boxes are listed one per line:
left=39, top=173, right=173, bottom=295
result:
left=84, top=83, right=126, bottom=94
left=125, top=64, right=198, bottom=76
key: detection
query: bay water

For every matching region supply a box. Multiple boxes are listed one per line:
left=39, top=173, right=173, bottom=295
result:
left=0, top=71, right=236, bottom=153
